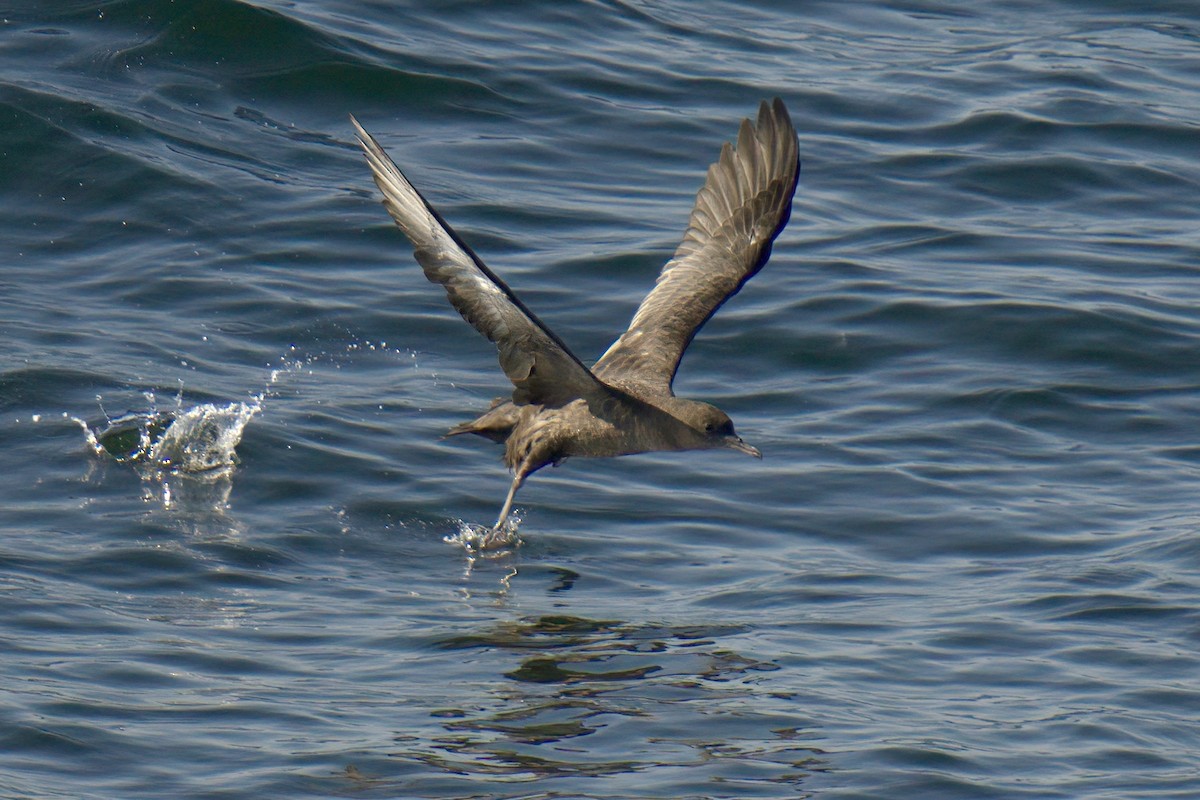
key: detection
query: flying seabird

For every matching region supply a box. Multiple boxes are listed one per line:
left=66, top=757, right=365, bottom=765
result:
left=352, top=98, right=799, bottom=546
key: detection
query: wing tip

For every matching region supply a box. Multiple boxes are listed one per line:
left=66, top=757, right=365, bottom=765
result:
left=348, top=112, right=373, bottom=152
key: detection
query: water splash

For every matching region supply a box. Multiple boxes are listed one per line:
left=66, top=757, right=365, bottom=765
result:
left=60, top=391, right=259, bottom=512
left=76, top=409, right=174, bottom=463
left=78, top=399, right=259, bottom=475
left=149, top=402, right=260, bottom=472
left=445, top=513, right=522, bottom=554
left=54, top=338, right=449, bottom=511
left=64, top=339, right=422, bottom=472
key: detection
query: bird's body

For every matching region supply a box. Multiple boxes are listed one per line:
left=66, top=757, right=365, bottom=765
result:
left=352, top=100, right=800, bottom=545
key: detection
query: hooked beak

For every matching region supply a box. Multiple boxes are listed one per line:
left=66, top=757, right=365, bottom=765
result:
left=725, top=435, right=762, bottom=459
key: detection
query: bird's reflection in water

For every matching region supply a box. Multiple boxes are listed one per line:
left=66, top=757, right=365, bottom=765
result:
left=380, top=614, right=828, bottom=794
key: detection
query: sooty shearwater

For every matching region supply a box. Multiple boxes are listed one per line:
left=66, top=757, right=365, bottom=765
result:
left=352, top=99, right=799, bottom=546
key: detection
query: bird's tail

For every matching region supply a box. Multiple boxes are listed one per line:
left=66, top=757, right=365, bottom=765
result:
left=443, top=398, right=518, bottom=444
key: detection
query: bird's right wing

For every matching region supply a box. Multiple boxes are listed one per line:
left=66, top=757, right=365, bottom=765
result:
left=352, top=115, right=603, bottom=407
left=593, top=99, right=799, bottom=397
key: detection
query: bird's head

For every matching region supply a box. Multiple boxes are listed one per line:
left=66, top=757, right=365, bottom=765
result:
left=680, top=401, right=761, bottom=458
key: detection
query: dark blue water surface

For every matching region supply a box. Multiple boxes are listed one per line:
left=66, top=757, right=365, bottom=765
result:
left=3, top=1, right=1200, bottom=797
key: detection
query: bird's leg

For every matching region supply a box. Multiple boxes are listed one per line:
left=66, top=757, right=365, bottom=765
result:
left=483, top=466, right=528, bottom=549
left=493, top=473, right=522, bottom=529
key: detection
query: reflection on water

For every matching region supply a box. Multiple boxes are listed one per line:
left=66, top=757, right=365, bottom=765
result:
left=387, top=615, right=827, bottom=795
left=138, top=467, right=236, bottom=514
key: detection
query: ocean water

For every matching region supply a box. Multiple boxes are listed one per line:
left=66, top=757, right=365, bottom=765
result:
left=2, top=1, right=1200, bottom=797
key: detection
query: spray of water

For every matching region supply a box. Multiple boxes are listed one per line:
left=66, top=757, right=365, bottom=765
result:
left=44, top=339, right=511, bottom=544
left=73, top=395, right=259, bottom=475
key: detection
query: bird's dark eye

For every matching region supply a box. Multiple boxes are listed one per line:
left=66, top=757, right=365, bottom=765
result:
left=704, top=422, right=715, bottom=433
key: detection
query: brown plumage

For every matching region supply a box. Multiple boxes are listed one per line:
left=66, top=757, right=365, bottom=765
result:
left=352, top=99, right=799, bottom=544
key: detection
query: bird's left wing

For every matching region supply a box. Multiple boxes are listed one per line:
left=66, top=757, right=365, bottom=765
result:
left=352, top=115, right=604, bottom=407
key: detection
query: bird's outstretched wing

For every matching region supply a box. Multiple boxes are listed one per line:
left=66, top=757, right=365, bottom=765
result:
left=352, top=115, right=603, bottom=407
left=593, top=98, right=799, bottom=397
